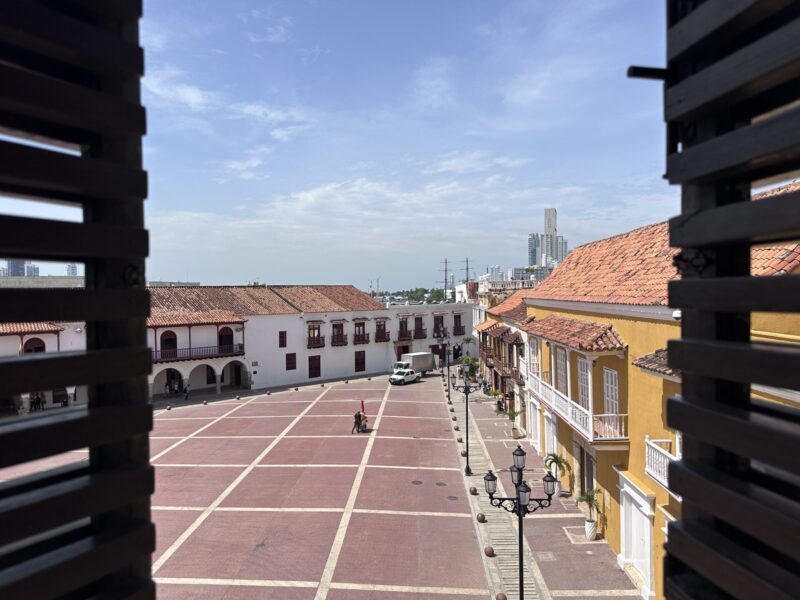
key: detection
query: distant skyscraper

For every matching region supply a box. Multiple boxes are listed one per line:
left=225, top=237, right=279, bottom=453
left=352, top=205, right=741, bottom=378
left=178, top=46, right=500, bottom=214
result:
left=66, top=263, right=78, bottom=276
left=527, top=233, right=541, bottom=266
left=25, top=262, right=40, bottom=277
left=6, top=259, right=25, bottom=276
left=544, top=208, right=557, bottom=236
left=488, top=265, right=504, bottom=281
left=527, top=208, right=569, bottom=267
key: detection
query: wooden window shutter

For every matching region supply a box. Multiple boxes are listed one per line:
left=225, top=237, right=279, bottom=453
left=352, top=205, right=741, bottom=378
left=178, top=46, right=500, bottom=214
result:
left=636, top=2, right=800, bottom=597
left=0, top=2, right=154, bottom=598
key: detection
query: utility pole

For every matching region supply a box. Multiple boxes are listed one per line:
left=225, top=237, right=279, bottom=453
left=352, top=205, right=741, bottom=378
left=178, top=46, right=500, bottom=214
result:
left=443, top=257, right=448, bottom=302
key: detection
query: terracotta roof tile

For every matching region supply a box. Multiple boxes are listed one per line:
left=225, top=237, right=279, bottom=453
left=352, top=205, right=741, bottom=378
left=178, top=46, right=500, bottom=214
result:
left=488, top=290, right=534, bottom=322
left=150, top=286, right=297, bottom=316
left=272, top=285, right=386, bottom=313
left=488, top=326, right=510, bottom=339
left=475, top=320, right=499, bottom=333
left=633, top=348, right=679, bottom=378
left=0, top=322, right=64, bottom=335
left=147, top=310, right=245, bottom=328
left=520, top=315, right=625, bottom=352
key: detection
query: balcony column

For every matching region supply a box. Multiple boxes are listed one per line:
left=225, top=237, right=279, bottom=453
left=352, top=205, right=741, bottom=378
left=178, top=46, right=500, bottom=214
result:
left=216, top=373, right=222, bottom=395
left=587, top=358, right=594, bottom=414
left=188, top=326, right=192, bottom=353
left=566, top=349, right=573, bottom=399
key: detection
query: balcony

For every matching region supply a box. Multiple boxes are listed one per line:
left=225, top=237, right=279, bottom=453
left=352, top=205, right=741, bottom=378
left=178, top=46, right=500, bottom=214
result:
left=331, top=334, right=348, bottom=347
left=397, top=330, right=412, bottom=341
left=433, top=327, right=448, bottom=339
left=353, top=333, right=370, bottom=345
left=307, top=336, right=325, bottom=349
left=413, top=328, right=427, bottom=339
left=375, top=331, right=390, bottom=343
left=153, top=343, right=245, bottom=363
left=645, top=436, right=678, bottom=490
left=453, top=325, right=465, bottom=336
left=528, top=370, right=628, bottom=442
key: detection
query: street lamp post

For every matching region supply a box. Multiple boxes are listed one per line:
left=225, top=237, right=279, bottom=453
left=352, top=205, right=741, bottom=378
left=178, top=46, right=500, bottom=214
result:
left=437, top=331, right=452, bottom=402
left=450, top=371, right=483, bottom=476
left=484, top=445, right=557, bottom=600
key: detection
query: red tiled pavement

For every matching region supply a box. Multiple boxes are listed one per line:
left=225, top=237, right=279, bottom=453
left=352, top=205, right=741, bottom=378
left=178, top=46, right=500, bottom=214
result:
left=156, top=402, right=245, bottom=419
left=155, top=437, right=272, bottom=465
left=0, top=450, right=88, bottom=482
left=153, top=417, right=216, bottom=437
left=382, top=400, right=450, bottom=418
left=356, top=467, right=468, bottom=514
left=369, top=438, right=460, bottom=469
left=154, top=509, right=204, bottom=561
left=199, top=416, right=294, bottom=437
left=259, top=436, right=368, bottom=465
left=306, top=400, right=382, bottom=416
left=156, top=511, right=342, bottom=581
left=376, top=415, right=454, bottom=439
left=221, top=466, right=357, bottom=509
left=230, top=401, right=311, bottom=417
left=332, top=513, right=486, bottom=589
left=288, top=415, right=357, bottom=436
left=154, top=466, right=246, bottom=507
left=157, top=584, right=317, bottom=600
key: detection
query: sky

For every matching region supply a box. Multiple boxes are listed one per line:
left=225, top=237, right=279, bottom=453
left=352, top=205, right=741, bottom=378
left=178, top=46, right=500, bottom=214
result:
left=2, top=1, right=677, bottom=290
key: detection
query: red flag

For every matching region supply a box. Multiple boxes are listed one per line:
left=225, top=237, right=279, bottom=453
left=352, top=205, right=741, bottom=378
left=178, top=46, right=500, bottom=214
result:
left=360, top=399, right=365, bottom=414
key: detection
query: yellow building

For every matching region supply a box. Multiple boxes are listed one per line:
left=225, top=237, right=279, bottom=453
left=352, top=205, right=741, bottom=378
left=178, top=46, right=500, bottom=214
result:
left=475, top=186, right=800, bottom=600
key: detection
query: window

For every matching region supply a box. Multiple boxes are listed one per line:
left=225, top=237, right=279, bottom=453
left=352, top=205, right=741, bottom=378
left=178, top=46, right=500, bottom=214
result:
left=279, top=331, right=287, bottom=348
left=376, top=321, right=386, bottom=335
left=308, top=324, right=321, bottom=339
left=603, top=368, right=619, bottom=414
left=399, top=318, right=408, bottom=332
left=355, top=350, right=366, bottom=372
left=454, top=314, right=461, bottom=327
left=434, top=315, right=444, bottom=335
left=414, top=316, right=423, bottom=330
left=218, top=326, right=233, bottom=347
left=577, top=356, right=590, bottom=409
left=308, top=355, right=321, bottom=378
left=286, top=353, right=297, bottom=371
left=555, top=347, right=568, bottom=395
left=355, top=322, right=365, bottom=336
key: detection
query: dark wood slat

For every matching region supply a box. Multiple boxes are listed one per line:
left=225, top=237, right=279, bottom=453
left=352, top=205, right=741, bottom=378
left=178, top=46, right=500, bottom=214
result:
left=664, top=572, right=730, bottom=600
left=669, top=460, right=800, bottom=560
left=63, top=0, right=143, bottom=22
left=0, top=215, right=148, bottom=261
left=0, top=462, right=89, bottom=500
left=667, top=17, right=800, bottom=121
left=667, top=396, right=800, bottom=474
left=0, top=348, right=152, bottom=398
left=669, top=190, right=800, bottom=246
left=669, top=276, right=800, bottom=312
left=0, top=63, right=146, bottom=137
left=0, top=288, right=150, bottom=323
left=0, top=522, right=154, bottom=599
left=667, top=0, right=791, bottom=61
left=0, top=0, right=143, bottom=79
left=88, top=576, right=155, bottom=600
left=0, top=405, right=152, bottom=469
left=667, top=104, right=800, bottom=184
left=0, top=466, right=153, bottom=547
left=0, top=140, right=147, bottom=202
left=668, top=520, right=799, bottom=600
left=668, top=338, right=800, bottom=389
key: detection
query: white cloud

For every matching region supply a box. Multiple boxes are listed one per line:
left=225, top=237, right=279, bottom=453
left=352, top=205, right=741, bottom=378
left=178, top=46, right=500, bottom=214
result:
left=230, top=102, right=316, bottom=142
left=143, top=66, right=221, bottom=112
left=409, top=57, right=454, bottom=110
left=424, top=150, right=529, bottom=175
left=219, top=147, right=272, bottom=181
left=246, top=14, right=293, bottom=44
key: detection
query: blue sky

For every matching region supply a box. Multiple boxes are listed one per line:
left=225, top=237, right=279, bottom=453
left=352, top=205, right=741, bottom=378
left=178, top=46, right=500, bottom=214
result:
left=4, top=1, right=677, bottom=289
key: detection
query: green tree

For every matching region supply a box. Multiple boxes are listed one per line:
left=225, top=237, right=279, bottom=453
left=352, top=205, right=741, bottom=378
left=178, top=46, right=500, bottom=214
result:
left=427, top=288, right=444, bottom=302
left=458, top=355, right=479, bottom=378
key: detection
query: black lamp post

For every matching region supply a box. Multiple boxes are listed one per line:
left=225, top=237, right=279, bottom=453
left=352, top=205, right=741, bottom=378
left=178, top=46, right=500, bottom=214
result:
left=437, top=331, right=452, bottom=402
left=450, top=371, right=483, bottom=475
left=484, top=445, right=557, bottom=600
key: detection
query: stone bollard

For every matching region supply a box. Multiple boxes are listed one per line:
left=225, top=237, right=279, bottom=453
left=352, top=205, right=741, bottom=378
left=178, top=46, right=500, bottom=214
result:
left=454, top=425, right=459, bottom=431
left=451, top=416, right=457, bottom=421
left=203, top=400, right=208, bottom=405
left=236, top=395, right=240, bottom=400
left=460, top=450, right=467, bottom=457
left=477, top=513, right=486, bottom=523
left=484, top=546, right=495, bottom=557
left=166, top=405, right=171, bottom=411
left=496, top=594, right=507, bottom=600
left=469, top=486, right=478, bottom=495
left=457, top=437, right=463, bottom=443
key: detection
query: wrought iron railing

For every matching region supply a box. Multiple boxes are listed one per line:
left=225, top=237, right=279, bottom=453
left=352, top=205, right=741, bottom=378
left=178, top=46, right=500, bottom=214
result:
left=453, top=325, right=465, bottom=336
left=645, top=436, right=677, bottom=490
left=413, top=328, right=427, bottom=339
left=397, top=330, right=412, bottom=341
left=307, top=336, right=325, bottom=349
left=375, top=331, right=390, bottom=342
left=331, top=334, right=348, bottom=346
left=153, top=343, right=245, bottom=363
left=353, top=333, right=369, bottom=345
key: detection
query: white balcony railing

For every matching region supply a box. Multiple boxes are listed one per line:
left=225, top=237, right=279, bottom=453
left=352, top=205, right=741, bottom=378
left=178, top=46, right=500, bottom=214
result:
left=645, top=436, right=677, bottom=489
left=527, top=370, right=628, bottom=442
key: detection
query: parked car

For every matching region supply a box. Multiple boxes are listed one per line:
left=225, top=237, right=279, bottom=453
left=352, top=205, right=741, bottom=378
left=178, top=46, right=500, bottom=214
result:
left=389, top=369, right=421, bottom=385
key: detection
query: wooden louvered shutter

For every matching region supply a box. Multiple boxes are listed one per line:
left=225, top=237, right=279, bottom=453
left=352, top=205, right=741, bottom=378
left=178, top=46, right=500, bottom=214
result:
left=646, top=1, right=800, bottom=598
left=0, top=2, right=154, bottom=598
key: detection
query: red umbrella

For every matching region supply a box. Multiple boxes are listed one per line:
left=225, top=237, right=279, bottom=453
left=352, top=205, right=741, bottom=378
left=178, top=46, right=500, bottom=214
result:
left=360, top=399, right=366, bottom=414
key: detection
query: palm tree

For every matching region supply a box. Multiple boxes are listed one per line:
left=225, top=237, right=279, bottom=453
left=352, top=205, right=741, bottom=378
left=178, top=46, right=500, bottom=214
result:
left=577, top=488, right=601, bottom=540
left=544, top=453, right=571, bottom=495
left=458, top=355, right=479, bottom=378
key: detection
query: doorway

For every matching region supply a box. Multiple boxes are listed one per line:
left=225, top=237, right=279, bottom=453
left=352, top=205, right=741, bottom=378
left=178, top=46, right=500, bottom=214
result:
left=621, top=479, right=653, bottom=596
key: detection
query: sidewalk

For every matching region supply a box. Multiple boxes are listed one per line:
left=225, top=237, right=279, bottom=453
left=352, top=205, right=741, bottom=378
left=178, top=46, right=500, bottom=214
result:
left=462, top=390, right=640, bottom=600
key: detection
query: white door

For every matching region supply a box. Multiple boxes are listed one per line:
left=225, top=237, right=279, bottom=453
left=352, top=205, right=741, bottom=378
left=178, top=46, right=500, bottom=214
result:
left=555, top=347, right=567, bottom=395
left=577, top=356, right=590, bottom=409
left=529, top=402, right=540, bottom=449
left=603, top=368, right=619, bottom=414
left=622, top=491, right=652, bottom=596
left=544, top=413, right=557, bottom=455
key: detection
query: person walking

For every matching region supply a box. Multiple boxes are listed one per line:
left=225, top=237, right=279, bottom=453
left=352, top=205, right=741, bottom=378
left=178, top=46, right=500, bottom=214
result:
left=351, top=410, right=362, bottom=434
left=184, top=383, right=190, bottom=401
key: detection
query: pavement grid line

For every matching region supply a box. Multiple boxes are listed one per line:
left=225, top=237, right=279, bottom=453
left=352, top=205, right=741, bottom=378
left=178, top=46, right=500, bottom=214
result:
left=312, top=382, right=392, bottom=600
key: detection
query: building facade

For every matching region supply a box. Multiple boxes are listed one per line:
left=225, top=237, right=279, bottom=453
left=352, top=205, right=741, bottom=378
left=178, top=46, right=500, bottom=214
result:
left=475, top=195, right=800, bottom=600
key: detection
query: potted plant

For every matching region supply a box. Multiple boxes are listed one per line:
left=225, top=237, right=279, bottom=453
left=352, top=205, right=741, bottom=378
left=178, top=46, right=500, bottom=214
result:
left=543, top=453, right=571, bottom=497
left=506, top=409, right=522, bottom=437
left=577, top=489, right=601, bottom=540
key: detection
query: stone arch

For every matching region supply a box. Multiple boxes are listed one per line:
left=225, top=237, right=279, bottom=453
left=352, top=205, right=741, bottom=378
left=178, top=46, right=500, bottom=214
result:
left=152, top=366, right=187, bottom=398
left=187, top=363, right=219, bottom=393
left=23, top=337, right=46, bottom=353
left=219, top=358, right=250, bottom=390
left=160, top=330, right=177, bottom=359
left=218, top=326, right=233, bottom=348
